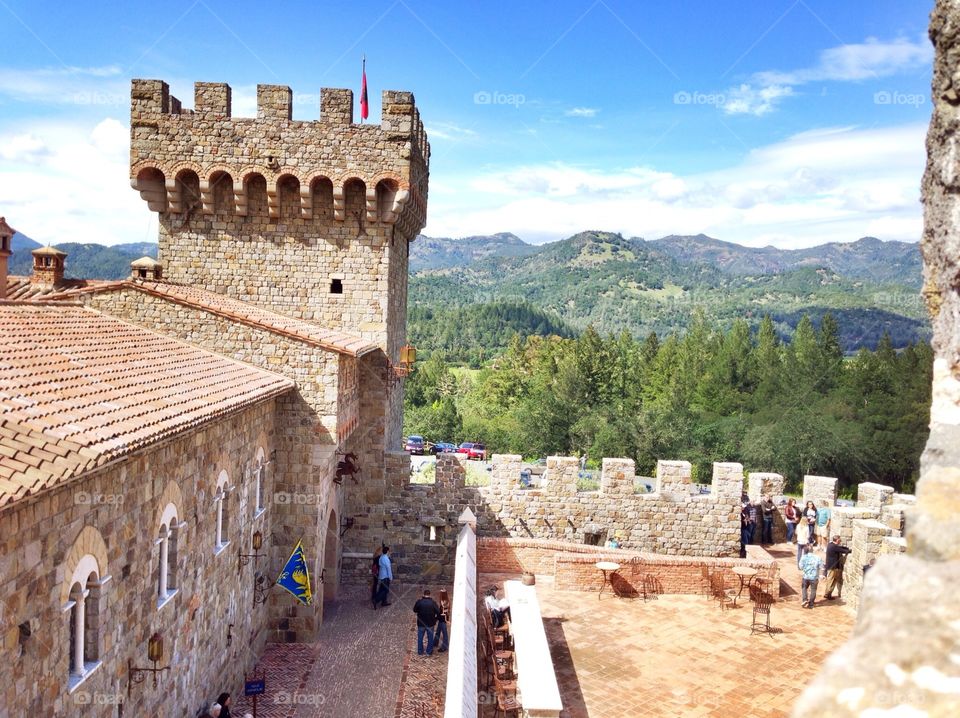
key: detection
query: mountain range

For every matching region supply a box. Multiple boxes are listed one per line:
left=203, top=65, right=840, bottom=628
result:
left=6, top=229, right=927, bottom=355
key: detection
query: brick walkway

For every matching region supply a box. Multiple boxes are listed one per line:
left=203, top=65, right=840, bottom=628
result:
left=233, top=583, right=418, bottom=718
left=479, top=541, right=854, bottom=718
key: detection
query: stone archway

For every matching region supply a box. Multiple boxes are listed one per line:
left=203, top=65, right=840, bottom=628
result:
left=323, top=510, right=338, bottom=601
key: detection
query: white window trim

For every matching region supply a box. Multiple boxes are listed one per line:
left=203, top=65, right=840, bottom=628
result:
left=214, top=472, right=231, bottom=555
left=67, top=659, right=103, bottom=693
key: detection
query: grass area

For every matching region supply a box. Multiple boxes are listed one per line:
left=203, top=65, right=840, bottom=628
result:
left=465, top=462, right=490, bottom=486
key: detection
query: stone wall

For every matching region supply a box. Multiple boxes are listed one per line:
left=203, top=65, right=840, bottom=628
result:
left=795, top=6, right=960, bottom=714
left=79, top=286, right=353, bottom=637
left=0, top=401, right=280, bottom=717
left=476, top=537, right=780, bottom=598
left=340, top=454, right=744, bottom=586
left=802, top=474, right=837, bottom=508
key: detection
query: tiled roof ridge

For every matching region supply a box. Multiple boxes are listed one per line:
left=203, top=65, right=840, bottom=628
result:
left=0, top=303, right=296, bottom=508
left=42, top=279, right=378, bottom=357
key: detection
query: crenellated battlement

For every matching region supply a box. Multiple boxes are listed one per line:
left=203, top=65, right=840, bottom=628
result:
left=130, top=79, right=429, bottom=236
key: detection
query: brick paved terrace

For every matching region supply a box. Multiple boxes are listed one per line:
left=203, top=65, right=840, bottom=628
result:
left=228, top=543, right=851, bottom=718
left=478, top=541, right=855, bottom=718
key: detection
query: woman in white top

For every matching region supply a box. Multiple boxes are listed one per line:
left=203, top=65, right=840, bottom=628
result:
left=795, top=516, right=814, bottom=566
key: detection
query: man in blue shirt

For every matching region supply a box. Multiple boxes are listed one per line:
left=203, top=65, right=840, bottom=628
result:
left=799, top=544, right=824, bottom=609
left=373, top=545, right=393, bottom=608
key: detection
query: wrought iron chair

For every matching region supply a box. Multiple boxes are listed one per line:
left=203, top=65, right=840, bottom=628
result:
left=751, top=589, right=775, bottom=635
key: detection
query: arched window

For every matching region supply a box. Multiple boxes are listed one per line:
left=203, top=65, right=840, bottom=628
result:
left=254, top=448, right=266, bottom=517
left=376, top=178, right=399, bottom=222
left=209, top=170, right=235, bottom=214
left=175, top=169, right=202, bottom=215
left=311, top=176, right=333, bottom=220
left=244, top=173, right=268, bottom=217
left=63, top=554, right=107, bottom=691
left=277, top=174, right=300, bottom=220
left=157, top=502, right=182, bottom=608
left=215, top=470, right=231, bottom=554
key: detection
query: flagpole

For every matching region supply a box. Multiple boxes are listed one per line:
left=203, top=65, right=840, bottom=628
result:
left=361, top=54, right=366, bottom=124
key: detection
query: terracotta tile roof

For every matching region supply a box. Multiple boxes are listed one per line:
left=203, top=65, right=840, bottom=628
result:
left=0, top=303, right=294, bottom=508
left=2, top=275, right=117, bottom=300
left=47, top=280, right=379, bottom=358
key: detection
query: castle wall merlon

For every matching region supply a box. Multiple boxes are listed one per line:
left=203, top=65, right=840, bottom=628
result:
left=321, top=88, right=353, bottom=124
left=258, top=84, right=293, bottom=121
left=195, top=81, right=231, bottom=117
left=131, top=78, right=170, bottom=115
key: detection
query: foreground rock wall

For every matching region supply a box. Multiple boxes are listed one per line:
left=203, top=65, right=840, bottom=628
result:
left=795, top=4, right=960, bottom=714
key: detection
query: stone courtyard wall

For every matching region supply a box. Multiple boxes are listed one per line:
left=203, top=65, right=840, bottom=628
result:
left=340, top=454, right=744, bottom=586
left=475, top=537, right=780, bottom=598
left=0, top=401, right=280, bottom=717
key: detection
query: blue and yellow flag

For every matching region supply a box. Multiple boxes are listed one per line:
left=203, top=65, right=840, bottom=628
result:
left=276, top=540, right=313, bottom=606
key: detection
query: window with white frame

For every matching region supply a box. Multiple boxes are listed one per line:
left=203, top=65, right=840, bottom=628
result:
left=215, top=470, right=231, bottom=554
left=157, top=503, right=181, bottom=607
left=254, top=447, right=266, bottom=516
left=64, top=554, right=108, bottom=691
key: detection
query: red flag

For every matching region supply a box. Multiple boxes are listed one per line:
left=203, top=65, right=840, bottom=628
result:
left=360, top=56, right=369, bottom=121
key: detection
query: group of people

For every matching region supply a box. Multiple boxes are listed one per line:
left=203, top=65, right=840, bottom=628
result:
left=413, top=588, right=450, bottom=656
left=798, top=535, right=851, bottom=609
left=739, top=495, right=833, bottom=558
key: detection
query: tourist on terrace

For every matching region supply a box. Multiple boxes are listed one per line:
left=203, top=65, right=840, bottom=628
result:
left=485, top=588, right=510, bottom=628
left=373, top=545, right=393, bottom=608
left=815, top=503, right=832, bottom=549
left=413, top=589, right=442, bottom=656
left=823, top=535, right=852, bottom=600
left=784, top=498, right=799, bottom=543
left=799, top=545, right=823, bottom=609
left=605, top=532, right=622, bottom=549
left=795, top=513, right=816, bottom=567
left=215, top=693, right=232, bottom=718
left=760, top=495, right=776, bottom=545
left=435, top=588, right=450, bottom=652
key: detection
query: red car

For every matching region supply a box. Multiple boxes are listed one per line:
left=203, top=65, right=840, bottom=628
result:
left=464, top=443, right=486, bottom=461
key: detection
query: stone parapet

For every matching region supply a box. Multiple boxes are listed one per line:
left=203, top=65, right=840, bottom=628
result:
left=857, top=482, right=895, bottom=511
left=802, top=475, right=837, bottom=508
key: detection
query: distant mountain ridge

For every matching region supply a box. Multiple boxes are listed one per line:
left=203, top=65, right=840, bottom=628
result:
left=8, top=233, right=159, bottom=280
left=410, top=232, right=537, bottom=272
left=408, top=230, right=927, bottom=353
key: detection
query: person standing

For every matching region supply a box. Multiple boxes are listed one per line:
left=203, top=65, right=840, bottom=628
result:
left=823, top=535, right=852, bottom=600
left=215, top=693, right=233, bottom=718
left=795, top=513, right=815, bottom=567
left=373, top=545, right=393, bottom=608
left=784, top=498, right=799, bottom=544
left=370, top=545, right=382, bottom=606
left=760, top=495, right=776, bottom=545
left=413, top=589, right=441, bottom=656
left=434, top=588, right=450, bottom=652
left=816, top=503, right=832, bottom=549
left=799, top=545, right=823, bottom=609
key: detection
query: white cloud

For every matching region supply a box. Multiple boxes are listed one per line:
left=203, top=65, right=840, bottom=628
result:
left=423, top=123, right=925, bottom=249
left=724, top=36, right=931, bottom=115
left=0, top=65, right=126, bottom=108
left=0, top=117, right=152, bottom=247
left=722, top=83, right=794, bottom=116
left=424, top=121, right=478, bottom=141
left=564, top=107, right=598, bottom=118
left=0, top=134, right=51, bottom=163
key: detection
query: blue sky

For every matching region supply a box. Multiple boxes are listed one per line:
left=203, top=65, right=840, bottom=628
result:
left=0, top=0, right=933, bottom=247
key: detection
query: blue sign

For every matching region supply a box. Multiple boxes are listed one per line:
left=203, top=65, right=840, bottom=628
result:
left=244, top=679, right=265, bottom=696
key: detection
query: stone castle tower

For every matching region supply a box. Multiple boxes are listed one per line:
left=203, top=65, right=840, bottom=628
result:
left=129, top=79, right=429, bottom=450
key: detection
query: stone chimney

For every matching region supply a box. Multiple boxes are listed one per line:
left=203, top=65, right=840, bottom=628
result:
left=30, top=245, right=67, bottom=287
left=0, top=217, right=14, bottom=299
left=130, top=256, right=163, bottom=281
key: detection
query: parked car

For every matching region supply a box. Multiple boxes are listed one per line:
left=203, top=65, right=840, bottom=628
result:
left=466, top=443, right=487, bottom=461
left=405, top=435, right=425, bottom=455
left=434, top=442, right=457, bottom=453
left=457, top=442, right=474, bottom=455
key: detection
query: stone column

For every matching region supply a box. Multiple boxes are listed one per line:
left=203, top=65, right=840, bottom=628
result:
left=657, top=460, right=694, bottom=494
left=490, top=454, right=523, bottom=493
left=545, top=456, right=578, bottom=497
left=844, top=519, right=894, bottom=612
left=856, top=482, right=895, bottom=512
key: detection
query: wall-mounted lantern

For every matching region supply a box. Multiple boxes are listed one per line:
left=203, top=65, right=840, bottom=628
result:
left=128, top=633, right=170, bottom=693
